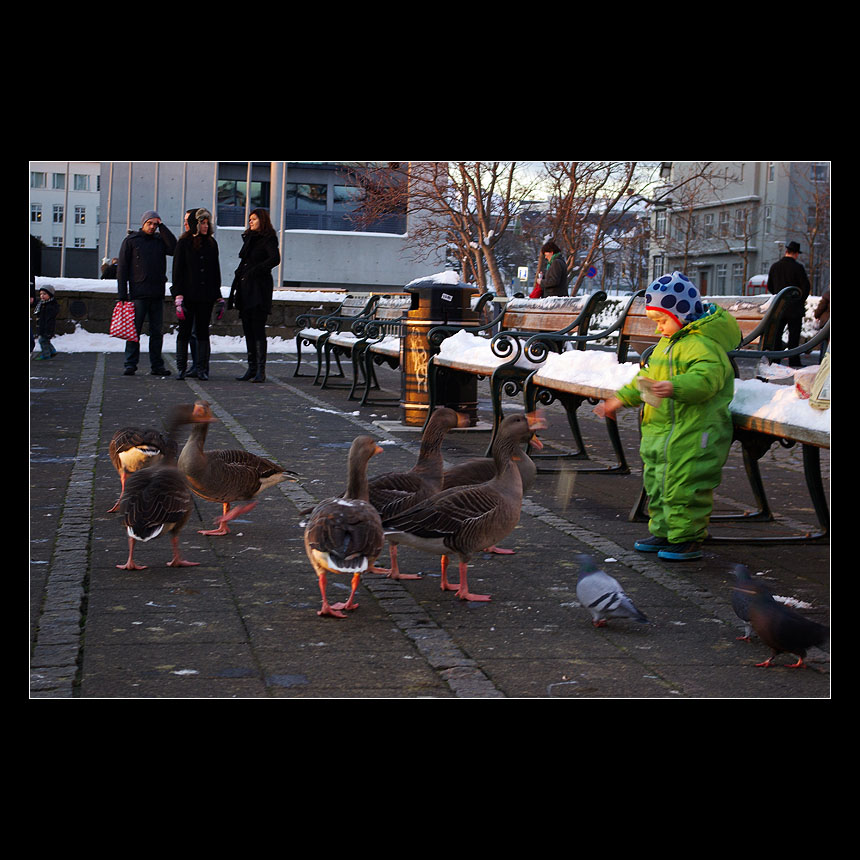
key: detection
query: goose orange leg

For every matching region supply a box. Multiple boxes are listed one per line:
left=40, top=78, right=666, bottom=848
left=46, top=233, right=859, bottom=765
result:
left=370, top=543, right=422, bottom=580
left=440, top=556, right=490, bottom=602
left=199, top=501, right=258, bottom=536
left=167, top=535, right=199, bottom=567
left=317, top=572, right=359, bottom=619
left=116, top=536, right=147, bottom=570
left=107, top=474, right=127, bottom=513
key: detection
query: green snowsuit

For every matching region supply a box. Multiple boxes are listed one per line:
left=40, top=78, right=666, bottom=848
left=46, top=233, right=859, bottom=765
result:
left=616, top=304, right=741, bottom=544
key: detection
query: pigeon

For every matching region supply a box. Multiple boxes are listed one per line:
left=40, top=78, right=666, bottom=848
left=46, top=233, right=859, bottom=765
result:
left=730, top=564, right=776, bottom=641
left=575, top=554, right=649, bottom=627
left=738, top=580, right=829, bottom=669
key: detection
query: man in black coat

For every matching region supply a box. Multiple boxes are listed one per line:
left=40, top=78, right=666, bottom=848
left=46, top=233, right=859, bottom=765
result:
left=117, top=210, right=177, bottom=375
left=767, top=241, right=811, bottom=367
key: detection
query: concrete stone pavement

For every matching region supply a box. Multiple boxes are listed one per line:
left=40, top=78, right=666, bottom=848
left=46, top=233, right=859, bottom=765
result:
left=30, top=349, right=830, bottom=698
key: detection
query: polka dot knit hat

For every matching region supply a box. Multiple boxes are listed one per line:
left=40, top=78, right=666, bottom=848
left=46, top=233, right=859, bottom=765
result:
left=645, top=271, right=705, bottom=327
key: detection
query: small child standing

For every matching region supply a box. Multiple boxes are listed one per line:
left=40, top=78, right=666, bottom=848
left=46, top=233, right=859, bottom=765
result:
left=33, top=285, right=59, bottom=360
left=595, top=272, right=741, bottom=561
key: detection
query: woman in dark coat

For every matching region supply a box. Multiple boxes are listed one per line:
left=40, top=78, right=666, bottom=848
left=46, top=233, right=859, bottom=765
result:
left=171, top=208, right=222, bottom=380
left=228, top=208, right=280, bottom=383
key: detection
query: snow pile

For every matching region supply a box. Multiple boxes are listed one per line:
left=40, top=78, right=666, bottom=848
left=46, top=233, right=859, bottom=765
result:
left=537, top=349, right=641, bottom=390
left=730, top=378, right=830, bottom=433
left=405, top=271, right=461, bottom=287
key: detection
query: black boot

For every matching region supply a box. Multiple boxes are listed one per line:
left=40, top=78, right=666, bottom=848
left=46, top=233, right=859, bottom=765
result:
left=196, top=341, right=210, bottom=381
left=176, top=336, right=189, bottom=380
left=236, top=349, right=257, bottom=380
left=252, top=340, right=267, bottom=383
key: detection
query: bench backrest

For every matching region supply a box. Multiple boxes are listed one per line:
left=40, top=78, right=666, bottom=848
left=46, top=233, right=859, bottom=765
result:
left=616, top=290, right=794, bottom=363
left=500, top=296, right=589, bottom=334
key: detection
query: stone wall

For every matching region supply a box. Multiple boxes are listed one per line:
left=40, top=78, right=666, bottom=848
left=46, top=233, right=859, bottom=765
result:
left=47, top=290, right=347, bottom=339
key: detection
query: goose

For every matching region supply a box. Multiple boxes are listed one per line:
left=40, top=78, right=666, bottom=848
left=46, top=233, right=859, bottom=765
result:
left=177, top=400, right=300, bottom=535
left=368, top=407, right=467, bottom=580
left=381, top=411, right=546, bottom=603
left=107, top=425, right=180, bottom=513
left=441, top=413, right=543, bottom=554
left=113, top=410, right=212, bottom=570
left=304, top=435, right=385, bottom=618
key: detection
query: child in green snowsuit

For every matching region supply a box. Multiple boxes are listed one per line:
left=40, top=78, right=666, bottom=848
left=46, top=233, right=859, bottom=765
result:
left=595, top=272, right=741, bottom=561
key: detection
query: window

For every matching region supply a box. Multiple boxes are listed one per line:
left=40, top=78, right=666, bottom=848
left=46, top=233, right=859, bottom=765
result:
left=287, top=183, right=327, bottom=211
left=652, top=255, right=665, bottom=280
left=703, top=213, right=714, bottom=239
left=74, top=237, right=87, bottom=248
left=654, top=209, right=666, bottom=239
left=75, top=206, right=86, bottom=225
left=333, top=185, right=364, bottom=211
left=216, top=176, right=271, bottom=226
left=31, top=204, right=42, bottom=223
left=768, top=163, right=775, bottom=181
left=733, top=208, right=747, bottom=238
left=731, top=263, right=744, bottom=293
left=811, top=163, right=828, bottom=182
left=52, top=173, right=65, bottom=190
left=719, top=210, right=730, bottom=238
left=52, top=236, right=63, bottom=247
left=763, top=204, right=772, bottom=236
left=52, top=205, right=64, bottom=224
left=31, top=171, right=46, bottom=188
left=716, top=264, right=727, bottom=293
left=73, top=174, right=90, bottom=191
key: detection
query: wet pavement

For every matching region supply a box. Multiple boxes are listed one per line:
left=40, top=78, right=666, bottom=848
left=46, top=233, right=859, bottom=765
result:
left=30, top=349, right=830, bottom=698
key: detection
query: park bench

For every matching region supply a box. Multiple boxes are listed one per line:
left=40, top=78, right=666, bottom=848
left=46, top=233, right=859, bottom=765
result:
left=294, top=294, right=381, bottom=383
left=425, top=292, right=607, bottom=447
left=353, top=291, right=500, bottom=406
left=319, top=294, right=411, bottom=400
left=517, top=286, right=806, bottom=474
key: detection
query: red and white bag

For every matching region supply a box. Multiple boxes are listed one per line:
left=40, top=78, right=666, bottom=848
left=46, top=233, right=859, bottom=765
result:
left=109, top=301, right=139, bottom=342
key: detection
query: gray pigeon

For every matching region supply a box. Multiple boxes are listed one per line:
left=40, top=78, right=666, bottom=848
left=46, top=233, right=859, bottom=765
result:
left=730, top=564, right=775, bottom=641
left=575, top=554, right=649, bottom=627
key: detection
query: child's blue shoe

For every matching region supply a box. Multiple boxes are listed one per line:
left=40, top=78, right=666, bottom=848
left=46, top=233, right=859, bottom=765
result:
left=634, top=536, right=670, bottom=552
left=657, top=541, right=703, bottom=561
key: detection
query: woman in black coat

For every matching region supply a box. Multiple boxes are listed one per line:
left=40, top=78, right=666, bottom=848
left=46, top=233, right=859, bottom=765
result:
left=171, top=208, right=222, bottom=380
left=228, top=208, right=280, bottom=383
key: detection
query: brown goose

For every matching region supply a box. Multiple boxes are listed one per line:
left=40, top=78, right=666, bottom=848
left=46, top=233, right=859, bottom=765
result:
left=177, top=400, right=300, bottom=535
left=113, top=411, right=212, bottom=570
left=304, top=435, right=385, bottom=618
left=441, top=413, right=543, bottom=554
left=368, top=407, right=467, bottom=580
left=107, top=425, right=180, bottom=513
left=381, top=411, right=546, bottom=603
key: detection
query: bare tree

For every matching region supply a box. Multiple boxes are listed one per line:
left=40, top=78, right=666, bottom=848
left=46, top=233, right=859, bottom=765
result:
left=346, top=162, right=542, bottom=294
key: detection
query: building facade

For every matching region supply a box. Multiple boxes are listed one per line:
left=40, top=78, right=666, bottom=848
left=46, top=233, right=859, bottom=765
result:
left=29, top=161, right=102, bottom=277
left=647, top=161, right=830, bottom=296
left=97, top=161, right=446, bottom=291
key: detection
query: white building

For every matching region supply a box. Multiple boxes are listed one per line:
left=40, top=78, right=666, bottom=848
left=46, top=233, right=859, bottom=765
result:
left=647, top=161, right=830, bottom=296
left=29, top=161, right=102, bottom=276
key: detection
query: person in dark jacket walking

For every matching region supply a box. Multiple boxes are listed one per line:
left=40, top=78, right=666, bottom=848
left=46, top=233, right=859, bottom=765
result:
left=171, top=208, right=222, bottom=380
left=228, top=208, right=280, bottom=383
left=539, top=241, right=569, bottom=297
left=117, top=210, right=177, bottom=376
left=767, top=240, right=811, bottom=367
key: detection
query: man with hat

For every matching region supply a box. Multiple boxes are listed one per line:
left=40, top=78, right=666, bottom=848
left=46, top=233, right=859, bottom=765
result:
left=767, top=241, right=811, bottom=367
left=116, top=210, right=177, bottom=376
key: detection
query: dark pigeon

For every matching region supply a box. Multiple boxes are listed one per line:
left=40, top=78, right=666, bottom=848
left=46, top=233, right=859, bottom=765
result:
left=737, top=579, right=829, bottom=668
left=730, top=564, right=776, bottom=641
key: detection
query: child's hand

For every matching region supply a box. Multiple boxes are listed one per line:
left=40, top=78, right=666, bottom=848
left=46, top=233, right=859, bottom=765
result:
left=651, top=380, right=674, bottom=398
left=594, top=396, right=623, bottom=421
